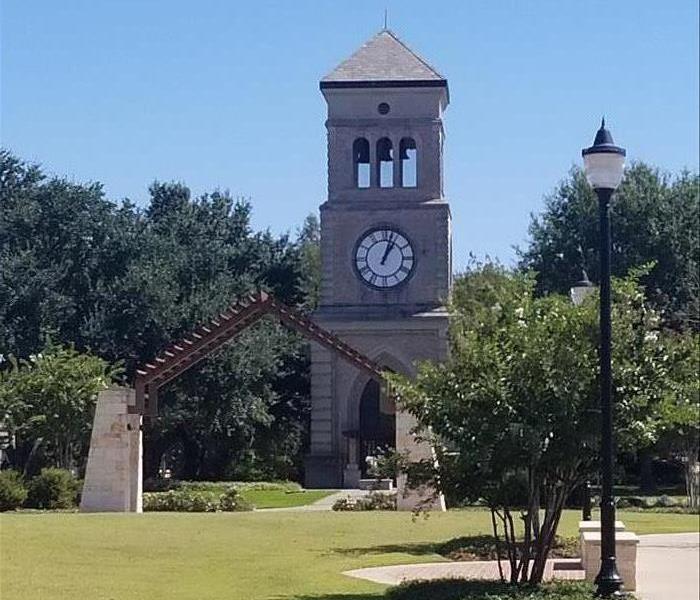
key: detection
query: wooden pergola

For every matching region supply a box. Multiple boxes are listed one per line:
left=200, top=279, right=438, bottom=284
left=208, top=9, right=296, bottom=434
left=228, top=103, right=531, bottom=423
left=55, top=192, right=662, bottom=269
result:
left=134, top=291, right=385, bottom=416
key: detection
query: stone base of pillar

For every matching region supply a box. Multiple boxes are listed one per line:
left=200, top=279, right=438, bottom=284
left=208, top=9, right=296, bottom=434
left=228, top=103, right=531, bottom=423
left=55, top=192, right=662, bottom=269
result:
left=80, top=387, right=142, bottom=513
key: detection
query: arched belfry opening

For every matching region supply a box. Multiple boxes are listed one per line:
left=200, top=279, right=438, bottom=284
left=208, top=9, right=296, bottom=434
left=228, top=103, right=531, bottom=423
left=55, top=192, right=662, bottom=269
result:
left=353, top=137, right=370, bottom=188
left=376, top=137, right=394, bottom=188
left=399, top=137, right=417, bottom=187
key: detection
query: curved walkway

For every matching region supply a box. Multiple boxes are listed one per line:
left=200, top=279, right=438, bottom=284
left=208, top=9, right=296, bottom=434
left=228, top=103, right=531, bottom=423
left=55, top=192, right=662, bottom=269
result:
left=343, top=532, right=699, bottom=599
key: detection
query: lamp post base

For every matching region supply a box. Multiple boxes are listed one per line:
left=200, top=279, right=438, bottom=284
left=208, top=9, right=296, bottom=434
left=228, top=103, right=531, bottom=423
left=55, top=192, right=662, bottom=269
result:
left=595, top=558, right=625, bottom=597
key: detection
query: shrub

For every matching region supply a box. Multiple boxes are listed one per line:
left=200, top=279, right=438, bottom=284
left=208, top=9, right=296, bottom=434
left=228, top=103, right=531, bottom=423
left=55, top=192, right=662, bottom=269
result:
left=615, top=497, right=631, bottom=509
left=25, top=468, right=79, bottom=509
left=143, top=490, right=218, bottom=512
left=218, top=488, right=252, bottom=512
left=0, top=470, right=28, bottom=511
left=142, top=488, right=253, bottom=512
left=385, top=579, right=596, bottom=599
left=332, top=492, right=396, bottom=511
left=657, top=494, right=677, bottom=507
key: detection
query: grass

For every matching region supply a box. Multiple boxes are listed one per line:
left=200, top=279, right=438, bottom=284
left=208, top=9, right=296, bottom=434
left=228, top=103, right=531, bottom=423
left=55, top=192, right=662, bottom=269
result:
left=0, top=509, right=696, bottom=600
left=240, top=489, right=334, bottom=509
left=146, top=481, right=335, bottom=510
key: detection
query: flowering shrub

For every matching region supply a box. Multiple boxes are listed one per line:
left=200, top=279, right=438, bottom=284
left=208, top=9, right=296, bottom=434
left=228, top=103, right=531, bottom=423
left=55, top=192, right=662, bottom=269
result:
left=143, top=488, right=252, bottom=512
left=332, top=492, right=396, bottom=511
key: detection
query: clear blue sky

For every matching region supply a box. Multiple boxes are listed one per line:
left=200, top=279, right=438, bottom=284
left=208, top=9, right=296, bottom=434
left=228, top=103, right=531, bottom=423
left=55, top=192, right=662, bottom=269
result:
left=2, top=1, right=698, bottom=267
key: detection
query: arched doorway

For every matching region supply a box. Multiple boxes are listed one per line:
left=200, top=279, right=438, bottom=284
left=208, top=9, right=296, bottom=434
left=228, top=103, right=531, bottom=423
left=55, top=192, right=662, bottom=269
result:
left=358, top=378, right=396, bottom=477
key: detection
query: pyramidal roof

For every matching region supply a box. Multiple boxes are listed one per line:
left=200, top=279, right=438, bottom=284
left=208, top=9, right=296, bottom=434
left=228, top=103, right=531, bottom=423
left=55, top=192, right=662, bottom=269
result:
left=321, top=29, right=447, bottom=89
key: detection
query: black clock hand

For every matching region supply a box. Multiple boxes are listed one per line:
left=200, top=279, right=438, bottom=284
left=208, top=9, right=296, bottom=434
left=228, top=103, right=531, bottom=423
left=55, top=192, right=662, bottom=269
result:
left=380, top=235, right=395, bottom=265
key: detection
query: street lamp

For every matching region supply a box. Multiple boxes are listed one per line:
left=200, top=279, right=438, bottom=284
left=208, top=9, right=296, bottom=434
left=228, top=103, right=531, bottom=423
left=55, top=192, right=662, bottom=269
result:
left=582, top=118, right=626, bottom=597
left=570, top=269, right=595, bottom=306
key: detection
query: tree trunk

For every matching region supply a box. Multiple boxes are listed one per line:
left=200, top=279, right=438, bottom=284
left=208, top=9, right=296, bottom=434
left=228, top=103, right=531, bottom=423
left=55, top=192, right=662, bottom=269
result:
left=490, top=507, right=506, bottom=583
left=684, top=449, right=700, bottom=509
left=529, top=483, right=569, bottom=584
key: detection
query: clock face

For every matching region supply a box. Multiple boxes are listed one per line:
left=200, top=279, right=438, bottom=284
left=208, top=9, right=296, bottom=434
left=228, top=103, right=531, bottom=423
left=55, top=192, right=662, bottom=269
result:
left=354, top=227, right=415, bottom=289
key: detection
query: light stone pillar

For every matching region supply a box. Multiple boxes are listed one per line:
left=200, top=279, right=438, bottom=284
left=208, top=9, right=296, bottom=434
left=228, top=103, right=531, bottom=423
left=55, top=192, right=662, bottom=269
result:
left=80, top=387, right=142, bottom=512
left=395, top=409, right=446, bottom=511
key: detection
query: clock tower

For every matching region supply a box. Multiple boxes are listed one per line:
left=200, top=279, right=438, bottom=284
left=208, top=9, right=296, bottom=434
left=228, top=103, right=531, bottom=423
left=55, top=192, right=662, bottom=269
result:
left=306, top=30, right=450, bottom=509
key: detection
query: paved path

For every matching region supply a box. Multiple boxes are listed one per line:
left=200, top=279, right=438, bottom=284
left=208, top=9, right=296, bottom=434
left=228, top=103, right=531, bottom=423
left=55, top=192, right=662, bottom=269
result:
left=636, top=532, right=699, bottom=600
left=343, top=532, right=700, bottom=599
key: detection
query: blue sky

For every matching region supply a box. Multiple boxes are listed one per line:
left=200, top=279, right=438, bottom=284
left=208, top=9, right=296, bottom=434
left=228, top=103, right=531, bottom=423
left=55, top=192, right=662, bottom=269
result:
left=2, top=1, right=698, bottom=267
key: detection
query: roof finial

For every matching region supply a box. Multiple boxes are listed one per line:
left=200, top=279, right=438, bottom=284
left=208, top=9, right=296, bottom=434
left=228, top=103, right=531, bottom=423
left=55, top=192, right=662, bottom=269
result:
left=601, top=116, right=606, bottom=129
left=383, top=8, right=388, bottom=30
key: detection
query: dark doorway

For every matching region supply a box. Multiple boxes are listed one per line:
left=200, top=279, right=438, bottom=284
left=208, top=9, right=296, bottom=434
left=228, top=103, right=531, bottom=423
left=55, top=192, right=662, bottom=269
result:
left=358, top=379, right=396, bottom=476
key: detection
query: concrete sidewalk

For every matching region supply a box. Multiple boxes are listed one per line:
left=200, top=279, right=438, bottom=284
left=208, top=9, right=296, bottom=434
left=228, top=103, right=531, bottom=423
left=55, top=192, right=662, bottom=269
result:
left=343, top=532, right=700, bottom=599
left=636, top=532, right=699, bottom=600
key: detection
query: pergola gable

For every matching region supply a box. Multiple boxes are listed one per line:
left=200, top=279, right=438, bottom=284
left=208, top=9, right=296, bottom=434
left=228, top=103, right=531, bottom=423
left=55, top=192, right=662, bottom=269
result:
left=134, top=291, right=384, bottom=415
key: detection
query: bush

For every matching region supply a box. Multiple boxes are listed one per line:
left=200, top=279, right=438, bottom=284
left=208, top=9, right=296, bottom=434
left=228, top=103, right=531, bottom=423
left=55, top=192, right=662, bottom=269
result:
left=218, top=488, right=252, bottom=512
left=385, top=579, right=596, bottom=600
left=25, top=468, right=79, bottom=509
left=332, top=491, right=396, bottom=511
left=657, top=494, right=677, bottom=507
left=143, top=490, right=218, bottom=512
left=0, top=470, right=28, bottom=511
left=142, top=488, right=252, bottom=512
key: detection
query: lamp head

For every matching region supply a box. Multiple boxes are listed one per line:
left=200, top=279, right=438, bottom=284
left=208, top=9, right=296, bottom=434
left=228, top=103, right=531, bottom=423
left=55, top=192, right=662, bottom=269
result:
left=582, top=118, right=626, bottom=191
left=570, top=269, right=595, bottom=306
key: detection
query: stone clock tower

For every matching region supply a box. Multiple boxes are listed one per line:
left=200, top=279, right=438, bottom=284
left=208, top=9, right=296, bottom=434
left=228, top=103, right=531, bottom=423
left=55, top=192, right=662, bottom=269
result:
left=306, top=30, right=451, bottom=508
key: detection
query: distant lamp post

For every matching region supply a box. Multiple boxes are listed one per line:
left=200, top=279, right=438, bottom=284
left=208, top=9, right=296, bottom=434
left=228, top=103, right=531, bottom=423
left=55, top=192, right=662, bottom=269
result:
left=570, top=269, right=595, bottom=306
left=582, top=118, right=626, bottom=597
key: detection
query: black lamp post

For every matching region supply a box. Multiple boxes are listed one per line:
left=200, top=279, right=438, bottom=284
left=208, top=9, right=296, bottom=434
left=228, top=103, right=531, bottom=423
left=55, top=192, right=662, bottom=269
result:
left=582, top=119, right=626, bottom=597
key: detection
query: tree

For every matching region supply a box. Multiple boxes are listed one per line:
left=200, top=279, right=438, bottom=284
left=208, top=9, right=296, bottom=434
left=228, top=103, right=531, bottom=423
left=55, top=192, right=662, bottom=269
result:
left=655, top=331, right=700, bottom=507
left=0, top=342, right=121, bottom=472
left=390, top=262, right=675, bottom=584
left=296, top=213, right=322, bottom=310
left=0, top=150, right=317, bottom=480
left=519, top=163, right=699, bottom=329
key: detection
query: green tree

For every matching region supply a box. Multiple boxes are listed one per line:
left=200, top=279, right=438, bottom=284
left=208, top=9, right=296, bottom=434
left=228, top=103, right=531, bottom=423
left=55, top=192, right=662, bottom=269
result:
left=519, top=163, right=700, bottom=329
left=655, top=332, right=700, bottom=507
left=0, top=342, right=121, bottom=472
left=296, top=213, right=322, bottom=310
left=0, top=150, right=316, bottom=480
left=390, top=263, right=675, bottom=584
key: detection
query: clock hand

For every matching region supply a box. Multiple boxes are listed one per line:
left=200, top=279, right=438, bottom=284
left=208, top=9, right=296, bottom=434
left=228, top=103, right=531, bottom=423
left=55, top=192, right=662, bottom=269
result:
left=380, top=238, right=395, bottom=265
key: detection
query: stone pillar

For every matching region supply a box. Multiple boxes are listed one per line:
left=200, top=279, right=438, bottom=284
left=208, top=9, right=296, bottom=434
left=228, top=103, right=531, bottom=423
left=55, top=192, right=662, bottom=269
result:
left=343, top=436, right=361, bottom=488
left=80, top=387, right=142, bottom=512
left=395, top=409, right=445, bottom=511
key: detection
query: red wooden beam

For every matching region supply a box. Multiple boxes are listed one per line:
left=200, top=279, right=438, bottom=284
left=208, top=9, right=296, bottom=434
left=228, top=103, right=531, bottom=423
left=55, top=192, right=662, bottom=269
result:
left=134, top=291, right=386, bottom=416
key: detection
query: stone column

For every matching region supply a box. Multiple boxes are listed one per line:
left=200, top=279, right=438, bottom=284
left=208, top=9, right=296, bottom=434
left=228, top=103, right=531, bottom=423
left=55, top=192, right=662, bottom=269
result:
left=343, top=435, right=361, bottom=488
left=395, top=409, right=445, bottom=511
left=80, top=387, right=142, bottom=512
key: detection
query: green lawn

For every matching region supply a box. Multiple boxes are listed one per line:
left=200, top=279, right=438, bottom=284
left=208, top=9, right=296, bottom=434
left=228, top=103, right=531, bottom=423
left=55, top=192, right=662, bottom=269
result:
left=240, top=489, right=334, bottom=509
left=0, top=509, right=696, bottom=600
